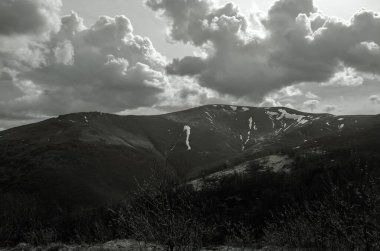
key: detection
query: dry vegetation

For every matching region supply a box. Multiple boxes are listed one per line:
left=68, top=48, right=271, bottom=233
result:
left=0, top=152, right=379, bottom=250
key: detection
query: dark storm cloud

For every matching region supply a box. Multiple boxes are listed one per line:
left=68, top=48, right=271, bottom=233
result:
left=0, top=109, right=35, bottom=120
left=147, top=0, right=380, bottom=100
left=0, top=0, right=61, bottom=35
left=166, top=56, right=206, bottom=76
left=0, top=0, right=62, bottom=71
left=263, top=0, right=315, bottom=33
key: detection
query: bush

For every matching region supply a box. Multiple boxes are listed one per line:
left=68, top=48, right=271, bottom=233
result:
left=263, top=159, right=380, bottom=250
left=116, top=167, right=216, bottom=250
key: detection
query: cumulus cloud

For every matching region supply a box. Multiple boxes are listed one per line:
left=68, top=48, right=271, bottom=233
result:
left=147, top=0, right=380, bottom=100
left=20, top=12, right=169, bottom=114
left=305, top=91, right=319, bottom=99
left=322, top=67, right=364, bottom=86
left=303, top=99, right=320, bottom=111
left=324, top=105, right=337, bottom=113
left=260, top=97, right=282, bottom=107
left=0, top=0, right=62, bottom=71
left=369, top=95, right=380, bottom=104
left=258, top=84, right=323, bottom=110
left=0, top=0, right=180, bottom=118
left=1, top=0, right=380, bottom=128
left=0, top=0, right=224, bottom=127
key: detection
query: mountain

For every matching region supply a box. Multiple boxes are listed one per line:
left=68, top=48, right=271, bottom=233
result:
left=0, top=105, right=379, bottom=207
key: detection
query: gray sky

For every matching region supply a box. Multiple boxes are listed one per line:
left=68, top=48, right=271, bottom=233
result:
left=0, top=0, right=380, bottom=129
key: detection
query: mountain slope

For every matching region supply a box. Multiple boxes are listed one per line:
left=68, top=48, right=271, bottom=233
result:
left=0, top=105, right=379, bottom=206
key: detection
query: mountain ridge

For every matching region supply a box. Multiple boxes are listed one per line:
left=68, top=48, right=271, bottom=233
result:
left=0, top=104, right=379, bottom=207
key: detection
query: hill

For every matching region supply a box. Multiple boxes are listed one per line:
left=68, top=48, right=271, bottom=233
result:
left=0, top=105, right=379, bottom=207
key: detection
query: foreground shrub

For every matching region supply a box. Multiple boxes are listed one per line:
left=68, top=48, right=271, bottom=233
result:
left=116, top=167, right=216, bottom=251
left=264, top=160, right=380, bottom=250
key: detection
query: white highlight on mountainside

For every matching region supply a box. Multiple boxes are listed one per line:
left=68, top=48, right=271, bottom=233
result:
left=258, top=155, right=293, bottom=173
left=267, top=109, right=311, bottom=132
left=188, top=162, right=250, bottom=191
left=239, top=134, right=245, bottom=151
left=266, top=111, right=277, bottom=128
left=241, top=117, right=255, bottom=151
left=204, top=111, right=214, bottom=124
left=183, top=125, right=191, bottom=150
left=277, top=109, right=309, bottom=125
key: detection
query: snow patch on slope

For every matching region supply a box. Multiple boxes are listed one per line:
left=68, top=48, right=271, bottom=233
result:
left=240, top=117, right=255, bottom=151
left=183, top=125, right=191, bottom=150
left=266, top=109, right=312, bottom=131
left=266, top=111, right=278, bottom=117
left=278, top=109, right=309, bottom=125
left=266, top=111, right=277, bottom=128
left=204, top=111, right=214, bottom=124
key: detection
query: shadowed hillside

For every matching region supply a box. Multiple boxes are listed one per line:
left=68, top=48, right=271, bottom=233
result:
left=0, top=105, right=379, bottom=208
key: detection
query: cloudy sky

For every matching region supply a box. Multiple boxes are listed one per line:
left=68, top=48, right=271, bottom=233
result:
left=1, top=0, right=380, bottom=130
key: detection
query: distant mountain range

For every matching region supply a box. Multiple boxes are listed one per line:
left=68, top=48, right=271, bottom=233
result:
left=1, top=105, right=379, bottom=207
